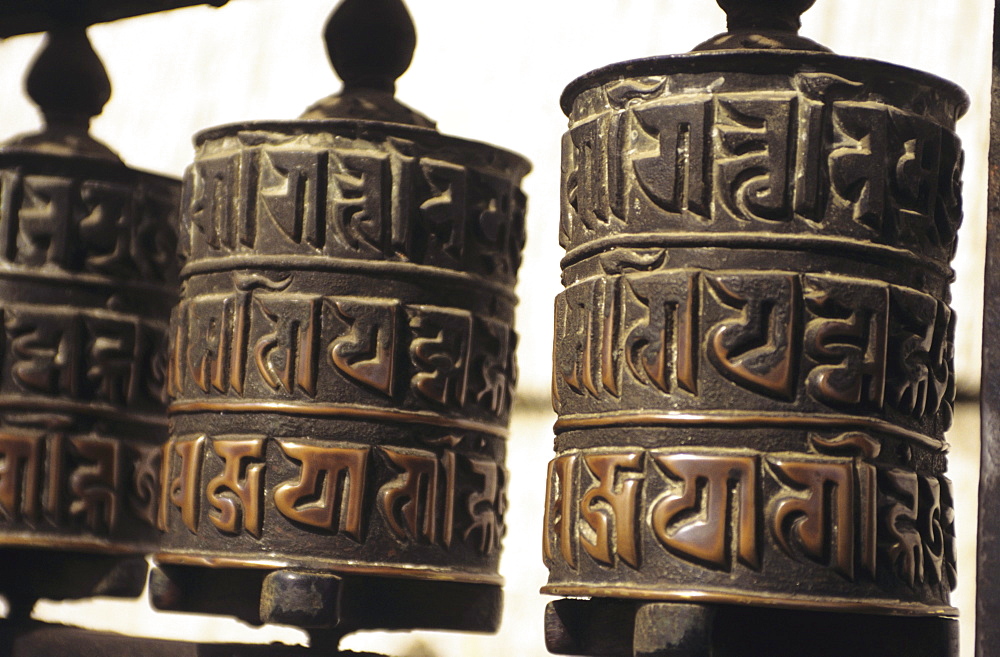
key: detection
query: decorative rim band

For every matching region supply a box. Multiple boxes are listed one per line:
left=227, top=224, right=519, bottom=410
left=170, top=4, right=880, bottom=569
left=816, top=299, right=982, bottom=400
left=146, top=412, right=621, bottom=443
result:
left=181, top=256, right=518, bottom=303
left=560, top=232, right=954, bottom=280
left=0, top=394, right=168, bottom=428
left=169, top=400, right=509, bottom=438
left=0, top=534, right=153, bottom=555
left=554, top=410, right=946, bottom=452
left=154, top=552, right=504, bottom=586
left=542, top=584, right=958, bottom=618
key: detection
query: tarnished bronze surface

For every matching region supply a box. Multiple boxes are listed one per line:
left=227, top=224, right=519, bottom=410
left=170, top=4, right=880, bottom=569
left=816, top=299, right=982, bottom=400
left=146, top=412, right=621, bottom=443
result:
left=153, top=0, right=529, bottom=635
left=544, top=1, right=966, bottom=651
left=0, top=28, right=178, bottom=607
left=0, top=0, right=231, bottom=38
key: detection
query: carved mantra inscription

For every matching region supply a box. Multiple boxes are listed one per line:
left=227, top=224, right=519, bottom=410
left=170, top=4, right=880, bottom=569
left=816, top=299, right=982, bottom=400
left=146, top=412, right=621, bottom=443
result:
left=543, top=434, right=956, bottom=599
left=159, top=434, right=506, bottom=559
left=551, top=58, right=964, bottom=615
left=0, top=167, right=178, bottom=283
left=561, top=79, right=963, bottom=264
left=0, top=160, right=178, bottom=551
left=0, top=430, right=161, bottom=536
left=165, top=125, right=526, bottom=581
left=169, top=291, right=516, bottom=422
left=0, top=303, right=169, bottom=415
left=182, top=142, right=527, bottom=282
left=554, top=270, right=954, bottom=431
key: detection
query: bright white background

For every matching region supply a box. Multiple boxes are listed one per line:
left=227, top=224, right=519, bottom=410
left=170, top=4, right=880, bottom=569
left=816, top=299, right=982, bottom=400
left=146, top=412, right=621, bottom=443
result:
left=0, top=1, right=991, bottom=655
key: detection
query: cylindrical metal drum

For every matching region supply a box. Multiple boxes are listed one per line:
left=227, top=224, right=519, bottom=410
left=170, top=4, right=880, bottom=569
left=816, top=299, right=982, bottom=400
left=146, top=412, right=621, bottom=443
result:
left=152, top=0, right=530, bottom=634
left=544, top=24, right=967, bottom=624
left=0, top=28, right=179, bottom=607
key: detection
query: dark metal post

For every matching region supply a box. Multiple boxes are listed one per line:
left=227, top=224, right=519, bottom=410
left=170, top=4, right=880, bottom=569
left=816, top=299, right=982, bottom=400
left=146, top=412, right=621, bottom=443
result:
left=544, top=1, right=966, bottom=655
left=977, top=2, right=1000, bottom=656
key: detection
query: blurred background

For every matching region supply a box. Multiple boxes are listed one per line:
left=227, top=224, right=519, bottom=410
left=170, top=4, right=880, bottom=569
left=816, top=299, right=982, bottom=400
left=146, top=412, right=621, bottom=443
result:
left=0, top=0, right=991, bottom=655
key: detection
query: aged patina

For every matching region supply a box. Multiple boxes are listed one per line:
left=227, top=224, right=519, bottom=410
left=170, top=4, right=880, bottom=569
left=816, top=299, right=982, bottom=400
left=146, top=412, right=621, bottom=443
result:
left=544, top=0, right=966, bottom=654
left=151, top=0, right=530, bottom=640
left=0, top=26, right=179, bottom=613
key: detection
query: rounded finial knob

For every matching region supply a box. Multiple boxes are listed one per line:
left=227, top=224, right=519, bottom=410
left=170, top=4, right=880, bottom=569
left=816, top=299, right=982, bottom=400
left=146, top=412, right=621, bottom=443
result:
left=694, top=0, right=827, bottom=51
left=4, top=27, right=120, bottom=160
left=718, top=0, right=816, bottom=33
left=325, top=0, right=416, bottom=93
left=301, top=0, right=434, bottom=127
left=26, top=27, right=111, bottom=128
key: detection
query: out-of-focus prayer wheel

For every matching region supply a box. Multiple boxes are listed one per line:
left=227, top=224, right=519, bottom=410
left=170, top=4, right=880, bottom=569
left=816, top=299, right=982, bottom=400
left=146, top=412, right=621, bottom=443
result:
left=0, top=27, right=179, bottom=611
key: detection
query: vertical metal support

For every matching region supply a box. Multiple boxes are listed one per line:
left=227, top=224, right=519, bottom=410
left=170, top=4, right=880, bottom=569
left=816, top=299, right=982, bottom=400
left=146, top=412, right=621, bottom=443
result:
left=977, top=2, right=1000, bottom=656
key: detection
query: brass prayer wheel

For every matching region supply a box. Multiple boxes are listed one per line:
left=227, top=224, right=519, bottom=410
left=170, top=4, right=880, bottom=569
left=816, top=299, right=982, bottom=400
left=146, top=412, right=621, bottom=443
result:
left=152, top=0, right=529, bottom=635
left=544, top=0, right=966, bottom=652
left=0, top=28, right=179, bottom=608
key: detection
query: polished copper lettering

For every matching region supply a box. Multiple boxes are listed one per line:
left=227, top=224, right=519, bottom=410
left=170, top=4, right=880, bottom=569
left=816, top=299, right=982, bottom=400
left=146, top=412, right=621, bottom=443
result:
left=544, top=454, right=578, bottom=569
left=162, top=436, right=205, bottom=533
left=274, top=440, right=368, bottom=541
left=379, top=447, right=444, bottom=544
left=650, top=452, right=759, bottom=569
left=579, top=451, right=644, bottom=568
left=327, top=297, right=398, bottom=396
left=207, top=437, right=265, bottom=537
left=0, top=433, right=41, bottom=523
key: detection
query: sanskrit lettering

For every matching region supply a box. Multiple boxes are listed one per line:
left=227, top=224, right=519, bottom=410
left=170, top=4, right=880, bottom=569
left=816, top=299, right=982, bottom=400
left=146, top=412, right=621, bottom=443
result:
left=554, top=269, right=955, bottom=427
left=182, top=146, right=524, bottom=280
left=544, top=442, right=954, bottom=589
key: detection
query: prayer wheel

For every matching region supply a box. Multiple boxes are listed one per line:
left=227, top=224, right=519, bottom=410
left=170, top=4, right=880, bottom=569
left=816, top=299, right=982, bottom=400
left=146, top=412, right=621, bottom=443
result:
left=543, top=1, right=966, bottom=654
left=0, top=27, right=179, bottom=610
left=152, top=0, right=529, bottom=636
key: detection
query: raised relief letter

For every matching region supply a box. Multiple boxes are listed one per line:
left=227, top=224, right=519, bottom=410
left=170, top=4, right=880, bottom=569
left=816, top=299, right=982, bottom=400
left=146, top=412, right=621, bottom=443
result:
left=84, top=315, right=142, bottom=406
left=187, top=293, right=251, bottom=395
left=829, top=104, right=888, bottom=235
left=326, top=297, right=399, bottom=396
left=879, top=467, right=923, bottom=586
left=579, top=451, right=644, bottom=568
left=0, top=434, right=41, bottom=522
left=650, top=452, right=759, bottom=570
left=207, top=437, right=265, bottom=538
left=408, top=306, right=473, bottom=408
left=714, top=95, right=793, bottom=222
left=162, top=436, right=205, bottom=533
left=7, top=308, right=83, bottom=398
left=18, top=176, right=75, bottom=268
left=886, top=286, right=938, bottom=419
left=568, top=115, right=624, bottom=231
left=259, top=149, right=327, bottom=250
left=624, top=271, right=699, bottom=394
left=252, top=295, right=322, bottom=396
left=631, top=99, right=711, bottom=218
left=379, top=447, right=441, bottom=544
left=769, top=455, right=856, bottom=579
left=331, top=151, right=389, bottom=257
left=464, top=457, right=504, bottom=554
left=69, top=436, right=122, bottom=533
left=274, top=441, right=368, bottom=541
left=543, top=454, right=578, bottom=568
left=470, top=317, right=515, bottom=417
left=418, top=159, right=467, bottom=266
left=706, top=273, right=801, bottom=400
left=804, top=276, right=888, bottom=408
